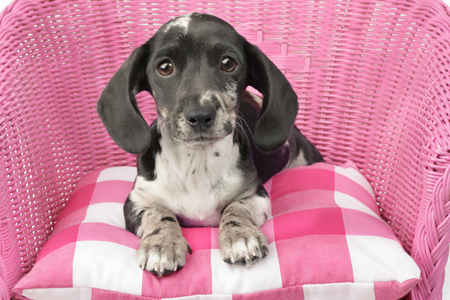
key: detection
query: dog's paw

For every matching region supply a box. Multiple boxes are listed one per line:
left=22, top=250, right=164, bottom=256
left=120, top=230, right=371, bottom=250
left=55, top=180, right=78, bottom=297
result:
left=218, top=225, right=269, bottom=266
left=137, top=233, right=192, bottom=277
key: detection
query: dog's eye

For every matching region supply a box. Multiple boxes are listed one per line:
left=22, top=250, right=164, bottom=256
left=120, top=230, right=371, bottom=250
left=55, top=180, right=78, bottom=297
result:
left=157, top=60, right=174, bottom=76
left=221, top=57, right=237, bottom=72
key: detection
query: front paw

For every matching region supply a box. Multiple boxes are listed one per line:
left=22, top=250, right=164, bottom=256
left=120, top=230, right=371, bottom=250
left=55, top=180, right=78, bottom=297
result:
left=219, top=225, right=269, bottom=266
left=137, top=233, right=192, bottom=277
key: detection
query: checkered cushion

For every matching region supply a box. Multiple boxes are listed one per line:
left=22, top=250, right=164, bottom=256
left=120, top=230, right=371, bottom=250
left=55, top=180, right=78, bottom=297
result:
left=13, top=162, right=420, bottom=300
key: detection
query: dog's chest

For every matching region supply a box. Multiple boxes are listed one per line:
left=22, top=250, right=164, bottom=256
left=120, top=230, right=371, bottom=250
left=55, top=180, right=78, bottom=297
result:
left=133, top=135, right=244, bottom=226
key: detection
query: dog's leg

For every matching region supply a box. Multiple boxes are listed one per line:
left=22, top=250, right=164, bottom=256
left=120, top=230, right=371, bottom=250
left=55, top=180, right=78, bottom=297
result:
left=219, top=187, right=271, bottom=266
left=132, top=204, right=192, bottom=276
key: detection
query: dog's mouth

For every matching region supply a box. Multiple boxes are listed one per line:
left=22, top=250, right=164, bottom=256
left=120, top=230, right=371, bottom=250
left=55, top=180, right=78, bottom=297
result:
left=180, top=135, right=225, bottom=147
left=190, top=135, right=223, bottom=144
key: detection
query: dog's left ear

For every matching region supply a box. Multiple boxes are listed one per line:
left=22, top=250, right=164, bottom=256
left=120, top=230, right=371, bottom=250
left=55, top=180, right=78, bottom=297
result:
left=97, top=44, right=151, bottom=154
left=244, top=42, right=299, bottom=152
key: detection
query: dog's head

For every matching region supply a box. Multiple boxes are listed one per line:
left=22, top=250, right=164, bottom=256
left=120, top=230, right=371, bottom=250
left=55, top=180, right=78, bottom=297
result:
left=97, top=13, right=298, bottom=154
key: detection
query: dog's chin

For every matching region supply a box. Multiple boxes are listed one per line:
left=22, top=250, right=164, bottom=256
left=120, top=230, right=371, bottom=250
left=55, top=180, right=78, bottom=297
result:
left=181, top=135, right=225, bottom=148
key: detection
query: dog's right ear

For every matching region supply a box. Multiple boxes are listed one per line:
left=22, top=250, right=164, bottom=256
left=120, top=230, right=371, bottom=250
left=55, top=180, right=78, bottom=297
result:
left=97, top=43, right=151, bottom=154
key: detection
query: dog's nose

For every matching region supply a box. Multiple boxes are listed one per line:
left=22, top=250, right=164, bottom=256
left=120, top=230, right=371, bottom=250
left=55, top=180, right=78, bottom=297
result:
left=184, top=105, right=216, bottom=130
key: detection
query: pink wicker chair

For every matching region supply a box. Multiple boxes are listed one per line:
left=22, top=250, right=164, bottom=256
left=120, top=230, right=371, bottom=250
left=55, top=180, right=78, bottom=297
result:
left=1, top=0, right=449, bottom=299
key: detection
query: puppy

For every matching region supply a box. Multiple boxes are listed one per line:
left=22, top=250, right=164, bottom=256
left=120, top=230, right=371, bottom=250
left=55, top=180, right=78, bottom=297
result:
left=97, top=13, right=323, bottom=276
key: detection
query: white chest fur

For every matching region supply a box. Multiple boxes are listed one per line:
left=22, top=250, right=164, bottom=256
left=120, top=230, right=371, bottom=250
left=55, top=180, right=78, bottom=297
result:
left=130, top=134, right=249, bottom=227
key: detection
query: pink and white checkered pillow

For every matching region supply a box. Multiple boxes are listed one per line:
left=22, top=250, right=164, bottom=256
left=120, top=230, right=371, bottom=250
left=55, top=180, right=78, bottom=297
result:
left=14, top=162, right=420, bottom=300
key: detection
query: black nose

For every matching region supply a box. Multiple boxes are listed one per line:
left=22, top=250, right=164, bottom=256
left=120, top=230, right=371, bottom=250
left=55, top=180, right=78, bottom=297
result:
left=184, top=105, right=216, bottom=130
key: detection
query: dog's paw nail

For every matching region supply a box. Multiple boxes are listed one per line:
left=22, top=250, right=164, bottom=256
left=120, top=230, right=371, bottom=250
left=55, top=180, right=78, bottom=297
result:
left=187, top=244, right=192, bottom=255
left=234, top=257, right=247, bottom=265
left=229, top=252, right=235, bottom=264
left=262, top=245, right=269, bottom=255
left=243, top=251, right=252, bottom=266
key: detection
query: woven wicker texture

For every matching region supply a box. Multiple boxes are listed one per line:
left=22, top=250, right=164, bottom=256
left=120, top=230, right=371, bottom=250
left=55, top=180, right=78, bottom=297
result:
left=0, top=0, right=449, bottom=299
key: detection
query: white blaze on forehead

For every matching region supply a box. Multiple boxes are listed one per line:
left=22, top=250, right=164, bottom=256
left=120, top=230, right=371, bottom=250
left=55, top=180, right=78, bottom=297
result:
left=164, top=14, right=193, bottom=34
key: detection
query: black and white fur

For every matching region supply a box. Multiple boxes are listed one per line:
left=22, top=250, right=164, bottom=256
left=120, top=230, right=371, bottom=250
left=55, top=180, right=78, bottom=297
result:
left=97, top=13, right=323, bottom=277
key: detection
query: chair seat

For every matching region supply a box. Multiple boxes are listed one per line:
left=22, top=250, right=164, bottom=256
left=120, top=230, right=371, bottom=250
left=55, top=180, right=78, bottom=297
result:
left=13, top=162, right=420, bottom=300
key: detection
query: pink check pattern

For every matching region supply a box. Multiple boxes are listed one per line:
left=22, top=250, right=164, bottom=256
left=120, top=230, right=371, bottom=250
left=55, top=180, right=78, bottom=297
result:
left=14, top=162, right=420, bottom=300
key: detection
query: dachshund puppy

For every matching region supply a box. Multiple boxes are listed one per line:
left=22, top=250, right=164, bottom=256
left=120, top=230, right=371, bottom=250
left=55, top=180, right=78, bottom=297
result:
left=97, top=13, right=323, bottom=277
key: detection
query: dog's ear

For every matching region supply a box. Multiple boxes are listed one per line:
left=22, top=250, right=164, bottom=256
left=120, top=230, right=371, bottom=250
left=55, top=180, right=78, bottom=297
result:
left=245, top=42, right=298, bottom=152
left=97, top=44, right=151, bottom=154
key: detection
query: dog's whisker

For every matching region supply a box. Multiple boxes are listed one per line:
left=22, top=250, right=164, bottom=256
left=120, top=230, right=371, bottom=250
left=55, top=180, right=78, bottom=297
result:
left=149, top=121, right=158, bottom=130
left=235, top=115, right=252, bottom=144
left=234, top=121, right=247, bottom=146
left=236, top=112, right=254, bottom=141
left=231, top=118, right=242, bottom=145
left=157, top=118, right=171, bottom=135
